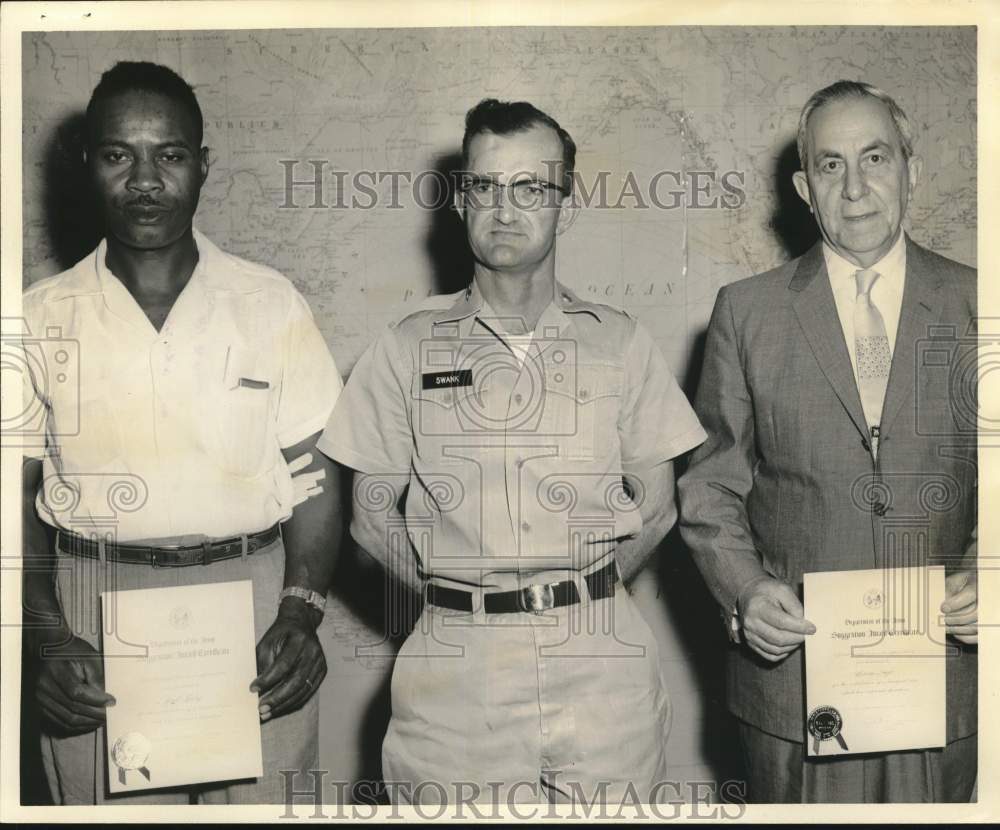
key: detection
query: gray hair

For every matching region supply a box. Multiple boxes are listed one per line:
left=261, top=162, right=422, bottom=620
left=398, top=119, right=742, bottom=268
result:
left=796, top=80, right=915, bottom=169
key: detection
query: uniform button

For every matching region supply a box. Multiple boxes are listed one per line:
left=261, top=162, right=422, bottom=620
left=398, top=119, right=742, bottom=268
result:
left=554, top=373, right=564, bottom=383
left=515, top=457, right=524, bottom=468
left=514, top=393, right=523, bottom=405
left=521, top=521, right=531, bottom=532
left=579, top=389, right=589, bottom=400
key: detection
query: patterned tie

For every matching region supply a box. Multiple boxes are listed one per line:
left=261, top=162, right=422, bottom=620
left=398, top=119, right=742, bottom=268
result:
left=854, top=268, right=891, bottom=428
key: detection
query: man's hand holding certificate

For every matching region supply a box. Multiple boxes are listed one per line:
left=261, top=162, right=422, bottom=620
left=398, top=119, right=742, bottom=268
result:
left=803, top=566, right=947, bottom=757
left=100, top=580, right=263, bottom=793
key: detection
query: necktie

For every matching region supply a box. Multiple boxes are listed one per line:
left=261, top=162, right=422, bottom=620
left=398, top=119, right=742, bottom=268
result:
left=853, top=268, right=891, bottom=429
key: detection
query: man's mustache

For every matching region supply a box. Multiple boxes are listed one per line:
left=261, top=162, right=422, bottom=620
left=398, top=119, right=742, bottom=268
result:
left=124, top=196, right=168, bottom=208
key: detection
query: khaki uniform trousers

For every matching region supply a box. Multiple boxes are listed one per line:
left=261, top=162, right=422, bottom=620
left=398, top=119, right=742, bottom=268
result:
left=382, top=563, right=671, bottom=806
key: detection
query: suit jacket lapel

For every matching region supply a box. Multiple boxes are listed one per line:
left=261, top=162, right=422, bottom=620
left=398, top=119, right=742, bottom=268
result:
left=789, top=243, right=870, bottom=439
left=880, top=236, right=945, bottom=434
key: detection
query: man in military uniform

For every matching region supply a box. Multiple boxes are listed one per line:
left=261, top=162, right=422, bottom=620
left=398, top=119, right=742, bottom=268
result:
left=319, top=98, right=706, bottom=804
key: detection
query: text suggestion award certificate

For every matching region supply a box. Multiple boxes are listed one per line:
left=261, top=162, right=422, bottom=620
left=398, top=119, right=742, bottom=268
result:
left=803, top=566, right=946, bottom=756
left=101, top=580, right=263, bottom=792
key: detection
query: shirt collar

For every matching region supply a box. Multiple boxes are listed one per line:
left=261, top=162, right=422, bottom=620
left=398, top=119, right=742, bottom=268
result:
left=49, top=227, right=261, bottom=302
left=188, top=228, right=263, bottom=294
left=431, top=279, right=604, bottom=330
left=822, top=230, right=907, bottom=293
left=93, top=236, right=203, bottom=299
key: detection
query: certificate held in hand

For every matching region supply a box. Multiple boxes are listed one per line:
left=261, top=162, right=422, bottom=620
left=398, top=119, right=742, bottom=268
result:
left=101, top=580, right=263, bottom=793
left=803, top=566, right=946, bottom=757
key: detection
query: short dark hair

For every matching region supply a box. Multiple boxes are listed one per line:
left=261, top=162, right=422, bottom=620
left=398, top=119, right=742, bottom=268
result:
left=797, top=80, right=914, bottom=169
left=86, top=61, right=204, bottom=147
left=461, top=98, right=577, bottom=194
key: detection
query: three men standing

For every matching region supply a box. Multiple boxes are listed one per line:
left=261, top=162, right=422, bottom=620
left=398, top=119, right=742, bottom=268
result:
left=19, top=65, right=979, bottom=808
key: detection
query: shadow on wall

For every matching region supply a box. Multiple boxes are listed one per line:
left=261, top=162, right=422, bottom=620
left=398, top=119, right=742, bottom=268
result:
left=667, top=137, right=818, bottom=789
left=770, top=139, right=820, bottom=262
left=328, top=511, right=423, bottom=801
left=38, top=111, right=103, bottom=275
left=682, top=137, right=818, bottom=399
left=656, top=524, right=746, bottom=782
left=424, top=150, right=474, bottom=296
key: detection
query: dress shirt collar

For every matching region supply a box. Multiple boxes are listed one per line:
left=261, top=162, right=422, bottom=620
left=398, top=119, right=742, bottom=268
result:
left=822, top=230, right=907, bottom=295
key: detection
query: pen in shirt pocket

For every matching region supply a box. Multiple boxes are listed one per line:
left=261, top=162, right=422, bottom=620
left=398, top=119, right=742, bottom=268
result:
left=223, top=346, right=269, bottom=390
left=238, top=377, right=270, bottom=390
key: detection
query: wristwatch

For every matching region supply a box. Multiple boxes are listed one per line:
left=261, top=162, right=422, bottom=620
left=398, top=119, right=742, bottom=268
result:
left=279, top=586, right=327, bottom=619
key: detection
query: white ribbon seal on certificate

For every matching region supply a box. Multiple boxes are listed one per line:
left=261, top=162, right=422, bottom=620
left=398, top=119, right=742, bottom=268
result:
left=111, top=731, right=152, bottom=784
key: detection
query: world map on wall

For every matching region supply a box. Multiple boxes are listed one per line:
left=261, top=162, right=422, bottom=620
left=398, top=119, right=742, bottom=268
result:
left=22, top=25, right=976, bottom=384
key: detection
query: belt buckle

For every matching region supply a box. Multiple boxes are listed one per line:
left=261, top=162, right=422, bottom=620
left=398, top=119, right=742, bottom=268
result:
left=519, top=583, right=555, bottom=615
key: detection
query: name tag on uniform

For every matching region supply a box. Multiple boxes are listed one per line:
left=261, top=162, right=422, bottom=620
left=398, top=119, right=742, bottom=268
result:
left=422, top=370, right=472, bottom=390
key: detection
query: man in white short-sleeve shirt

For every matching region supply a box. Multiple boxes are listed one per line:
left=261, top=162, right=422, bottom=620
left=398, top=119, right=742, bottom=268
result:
left=19, top=61, right=343, bottom=805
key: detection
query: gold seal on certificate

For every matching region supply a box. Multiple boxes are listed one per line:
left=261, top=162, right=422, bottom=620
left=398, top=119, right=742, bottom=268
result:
left=111, top=732, right=152, bottom=785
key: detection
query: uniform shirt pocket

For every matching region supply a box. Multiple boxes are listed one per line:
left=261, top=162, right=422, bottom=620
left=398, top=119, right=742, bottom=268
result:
left=543, top=363, right=623, bottom=461
left=410, top=372, right=493, bottom=464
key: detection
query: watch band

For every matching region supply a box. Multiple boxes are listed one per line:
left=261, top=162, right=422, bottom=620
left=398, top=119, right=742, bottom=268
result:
left=279, top=586, right=327, bottom=617
left=724, top=604, right=742, bottom=644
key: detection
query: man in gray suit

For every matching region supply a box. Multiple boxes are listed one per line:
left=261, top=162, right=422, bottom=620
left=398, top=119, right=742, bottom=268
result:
left=678, top=80, right=978, bottom=802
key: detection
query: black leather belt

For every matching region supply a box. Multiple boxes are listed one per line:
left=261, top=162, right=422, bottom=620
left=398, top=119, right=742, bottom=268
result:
left=56, top=524, right=281, bottom=567
left=426, top=560, right=618, bottom=615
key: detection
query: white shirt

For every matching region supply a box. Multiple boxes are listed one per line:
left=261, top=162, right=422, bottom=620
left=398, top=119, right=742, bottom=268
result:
left=823, top=231, right=906, bottom=386
left=477, top=301, right=536, bottom=367
left=21, top=229, right=342, bottom=542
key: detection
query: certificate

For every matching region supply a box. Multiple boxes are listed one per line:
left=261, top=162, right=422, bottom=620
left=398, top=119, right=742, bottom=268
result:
left=803, top=566, right=946, bottom=757
left=101, top=580, right=263, bottom=793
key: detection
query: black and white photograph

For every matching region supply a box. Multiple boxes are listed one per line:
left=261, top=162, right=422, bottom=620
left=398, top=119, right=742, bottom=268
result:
left=1, top=0, right=996, bottom=822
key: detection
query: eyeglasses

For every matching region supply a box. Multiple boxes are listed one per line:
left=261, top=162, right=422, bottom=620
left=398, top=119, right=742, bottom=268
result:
left=459, top=177, right=569, bottom=211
